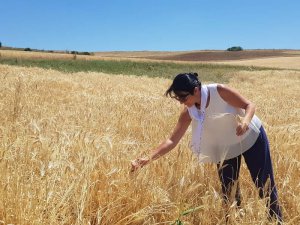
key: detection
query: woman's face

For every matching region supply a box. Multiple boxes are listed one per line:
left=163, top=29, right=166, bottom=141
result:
left=172, top=87, right=199, bottom=107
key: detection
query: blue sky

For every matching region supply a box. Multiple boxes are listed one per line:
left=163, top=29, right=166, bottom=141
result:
left=1, top=0, right=299, bottom=51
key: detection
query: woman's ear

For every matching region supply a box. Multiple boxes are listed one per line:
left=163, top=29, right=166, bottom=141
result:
left=194, top=87, right=199, bottom=95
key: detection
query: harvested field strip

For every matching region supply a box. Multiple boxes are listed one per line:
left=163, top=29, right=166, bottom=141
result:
left=215, top=56, right=300, bottom=70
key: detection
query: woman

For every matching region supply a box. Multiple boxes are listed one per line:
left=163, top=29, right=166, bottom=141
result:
left=131, top=72, right=282, bottom=222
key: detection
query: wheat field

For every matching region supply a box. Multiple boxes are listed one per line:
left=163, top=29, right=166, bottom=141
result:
left=0, top=64, right=299, bottom=224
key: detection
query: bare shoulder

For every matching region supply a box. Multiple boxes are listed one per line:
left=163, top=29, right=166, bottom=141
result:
left=216, top=84, right=229, bottom=93
left=217, top=84, right=239, bottom=98
left=216, top=84, right=251, bottom=108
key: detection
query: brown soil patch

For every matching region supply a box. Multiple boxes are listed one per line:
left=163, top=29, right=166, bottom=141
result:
left=143, top=50, right=300, bottom=61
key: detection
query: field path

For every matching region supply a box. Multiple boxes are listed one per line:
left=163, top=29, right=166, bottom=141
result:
left=214, top=56, right=300, bottom=70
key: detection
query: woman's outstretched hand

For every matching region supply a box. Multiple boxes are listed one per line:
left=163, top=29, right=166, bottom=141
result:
left=130, top=157, right=150, bottom=172
left=236, top=115, right=249, bottom=136
left=236, top=121, right=249, bottom=136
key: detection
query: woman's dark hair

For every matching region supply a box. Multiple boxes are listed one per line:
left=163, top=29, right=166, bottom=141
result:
left=165, top=72, right=201, bottom=97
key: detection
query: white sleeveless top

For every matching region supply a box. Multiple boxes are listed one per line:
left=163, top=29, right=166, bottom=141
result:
left=189, top=84, right=262, bottom=163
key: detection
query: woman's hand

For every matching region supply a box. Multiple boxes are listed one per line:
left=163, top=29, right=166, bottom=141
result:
left=130, top=157, right=150, bottom=172
left=218, top=85, right=255, bottom=136
left=236, top=115, right=249, bottom=136
left=236, top=121, right=249, bottom=136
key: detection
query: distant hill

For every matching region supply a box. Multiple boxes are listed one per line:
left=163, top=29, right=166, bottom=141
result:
left=94, top=49, right=300, bottom=61
left=0, top=46, right=25, bottom=51
left=1, top=46, right=300, bottom=62
left=0, top=46, right=93, bottom=55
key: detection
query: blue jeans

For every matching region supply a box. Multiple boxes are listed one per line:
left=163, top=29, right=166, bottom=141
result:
left=217, top=126, right=282, bottom=221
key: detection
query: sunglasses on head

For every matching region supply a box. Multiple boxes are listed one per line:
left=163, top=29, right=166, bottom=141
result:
left=171, top=92, right=190, bottom=102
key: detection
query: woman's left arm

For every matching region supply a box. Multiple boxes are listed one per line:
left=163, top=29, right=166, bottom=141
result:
left=217, top=84, right=256, bottom=136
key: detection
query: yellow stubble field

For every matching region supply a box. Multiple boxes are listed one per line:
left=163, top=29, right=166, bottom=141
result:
left=215, top=56, right=300, bottom=70
left=0, top=64, right=299, bottom=224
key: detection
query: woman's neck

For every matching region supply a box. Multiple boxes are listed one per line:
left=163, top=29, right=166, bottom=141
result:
left=195, top=90, right=201, bottom=109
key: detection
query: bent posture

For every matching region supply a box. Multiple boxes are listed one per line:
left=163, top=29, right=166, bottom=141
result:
left=131, top=73, right=282, bottom=222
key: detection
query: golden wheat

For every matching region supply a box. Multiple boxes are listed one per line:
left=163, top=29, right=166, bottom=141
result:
left=0, top=64, right=299, bottom=224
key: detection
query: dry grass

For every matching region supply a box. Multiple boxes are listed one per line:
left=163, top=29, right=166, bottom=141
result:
left=0, top=49, right=187, bottom=63
left=0, top=49, right=191, bottom=64
left=215, top=56, right=300, bottom=70
left=0, top=64, right=299, bottom=224
left=0, top=49, right=95, bottom=61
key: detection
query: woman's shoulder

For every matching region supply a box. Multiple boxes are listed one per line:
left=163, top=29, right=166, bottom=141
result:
left=206, top=83, right=224, bottom=88
left=206, top=83, right=224, bottom=94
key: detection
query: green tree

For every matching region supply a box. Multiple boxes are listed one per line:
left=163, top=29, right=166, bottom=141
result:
left=227, top=46, right=243, bottom=51
left=0, top=42, right=2, bottom=48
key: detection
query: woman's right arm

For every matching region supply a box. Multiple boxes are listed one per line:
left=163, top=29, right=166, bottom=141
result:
left=131, top=108, right=191, bottom=171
